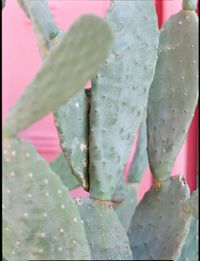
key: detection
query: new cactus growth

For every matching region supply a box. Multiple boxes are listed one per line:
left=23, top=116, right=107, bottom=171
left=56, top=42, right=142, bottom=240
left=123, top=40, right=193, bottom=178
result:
left=3, top=0, right=198, bottom=260
left=3, top=12, right=113, bottom=137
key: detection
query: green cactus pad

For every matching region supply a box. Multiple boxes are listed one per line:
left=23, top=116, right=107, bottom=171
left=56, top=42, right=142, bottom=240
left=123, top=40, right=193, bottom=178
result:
left=89, top=0, right=159, bottom=200
left=3, top=138, right=90, bottom=260
left=183, top=0, right=198, bottom=10
left=178, top=218, right=198, bottom=261
left=17, top=0, right=59, bottom=58
left=76, top=197, right=132, bottom=260
left=184, top=189, right=198, bottom=219
left=3, top=15, right=113, bottom=138
left=50, top=153, right=80, bottom=190
left=128, top=175, right=192, bottom=260
left=20, top=2, right=90, bottom=191
left=112, top=180, right=138, bottom=232
left=128, top=110, right=148, bottom=183
left=147, top=10, right=198, bottom=181
left=2, top=0, right=6, bottom=9
left=54, top=91, right=90, bottom=191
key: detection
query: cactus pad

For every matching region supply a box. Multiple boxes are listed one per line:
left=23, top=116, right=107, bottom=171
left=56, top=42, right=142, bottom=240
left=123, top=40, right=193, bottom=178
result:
left=128, top=111, right=148, bottom=183
left=17, top=0, right=59, bottom=58
left=178, top=218, right=198, bottom=261
left=184, top=189, right=198, bottom=219
left=19, top=2, right=90, bottom=191
left=183, top=0, right=198, bottom=10
left=50, top=153, right=80, bottom=190
left=2, top=0, right=6, bottom=9
left=3, top=15, right=113, bottom=137
left=77, top=197, right=133, bottom=260
left=128, top=175, right=192, bottom=260
left=112, top=180, right=138, bottom=231
left=3, top=138, right=90, bottom=260
left=89, top=0, right=159, bottom=200
left=147, top=9, right=198, bottom=181
left=54, top=91, right=90, bottom=191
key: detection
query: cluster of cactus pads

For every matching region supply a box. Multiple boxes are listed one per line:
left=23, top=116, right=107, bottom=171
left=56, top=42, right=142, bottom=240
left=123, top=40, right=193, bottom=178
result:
left=3, top=0, right=198, bottom=260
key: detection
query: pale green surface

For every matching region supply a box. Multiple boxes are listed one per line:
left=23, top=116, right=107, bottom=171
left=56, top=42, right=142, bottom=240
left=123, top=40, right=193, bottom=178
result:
left=19, top=1, right=90, bottom=191
left=50, top=153, right=80, bottom=190
left=3, top=138, right=90, bottom=260
left=113, top=180, right=138, bottom=232
left=182, top=0, right=198, bottom=10
left=89, top=0, right=159, bottom=200
left=128, top=110, right=148, bottom=183
left=178, top=218, right=198, bottom=261
left=185, top=189, right=198, bottom=219
left=77, top=197, right=133, bottom=260
left=17, top=0, right=58, bottom=59
left=147, top=10, right=198, bottom=180
left=54, top=91, right=90, bottom=191
left=2, top=0, right=6, bottom=9
left=3, top=15, right=113, bottom=137
left=128, top=176, right=192, bottom=260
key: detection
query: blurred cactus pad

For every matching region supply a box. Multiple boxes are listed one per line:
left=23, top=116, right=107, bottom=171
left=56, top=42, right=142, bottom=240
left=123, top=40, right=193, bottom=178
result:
left=3, top=0, right=198, bottom=260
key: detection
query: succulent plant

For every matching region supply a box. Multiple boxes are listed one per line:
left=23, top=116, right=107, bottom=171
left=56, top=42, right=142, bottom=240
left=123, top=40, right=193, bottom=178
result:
left=3, top=0, right=198, bottom=260
left=128, top=0, right=199, bottom=259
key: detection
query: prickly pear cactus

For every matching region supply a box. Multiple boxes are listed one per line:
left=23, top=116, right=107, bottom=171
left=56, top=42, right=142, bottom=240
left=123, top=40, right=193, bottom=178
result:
left=112, top=110, right=149, bottom=231
left=3, top=0, right=198, bottom=260
left=128, top=110, right=148, bottom=183
left=50, top=153, right=80, bottom=190
left=112, top=179, right=138, bottom=231
left=184, top=189, right=199, bottom=219
left=128, top=2, right=198, bottom=260
left=54, top=91, right=90, bottom=191
left=19, top=0, right=91, bottom=191
left=183, top=0, right=197, bottom=10
left=178, top=218, right=198, bottom=261
left=2, top=0, right=5, bottom=9
left=3, top=138, right=90, bottom=260
left=17, top=0, right=59, bottom=58
left=3, top=14, right=113, bottom=137
left=147, top=1, right=198, bottom=181
left=77, top=197, right=133, bottom=260
left=89, top=0, right=159, bottom=200
left=128, top=176, right=192, bottom=260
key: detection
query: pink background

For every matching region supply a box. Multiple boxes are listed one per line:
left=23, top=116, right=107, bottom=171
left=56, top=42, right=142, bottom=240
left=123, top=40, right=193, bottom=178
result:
left=2, top=0, right=198, bottom=200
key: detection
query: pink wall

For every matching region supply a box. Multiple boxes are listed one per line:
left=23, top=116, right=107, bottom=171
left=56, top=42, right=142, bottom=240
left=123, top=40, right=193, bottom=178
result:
left=2, top=0, right=198, bottom=199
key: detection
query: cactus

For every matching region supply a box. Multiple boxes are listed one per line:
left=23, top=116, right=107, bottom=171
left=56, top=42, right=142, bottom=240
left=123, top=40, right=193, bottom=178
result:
left=3, top=14, right=113, bottom=138
left=3, top=0, right=198, bottom=260
left=112, top=179, right=138, bottom=232
left=2, top=0, right=5, bottom=9
left=184, top=189, right=199, bottom=219
left=54, top=91, right=90, bottom=191
left=18, top=0, right=91, bottom=191
left=128, top=1, right=198, bottom=260
left=177, top=218, right=198, bottom=261
left=89, top=0, right=159, bottom=200
left=146, top=0, right=198, bottom=181
left=50, top=153, right=80, bottom=190
left=3, top=138, right=90, bottom=260
left=17, top=0, right=59, bottom=58
left=128, top=110, right=149, bottom=184
left=77, top=197, right=133, bottom=260
left=128, top=176, right=192, bottom=260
